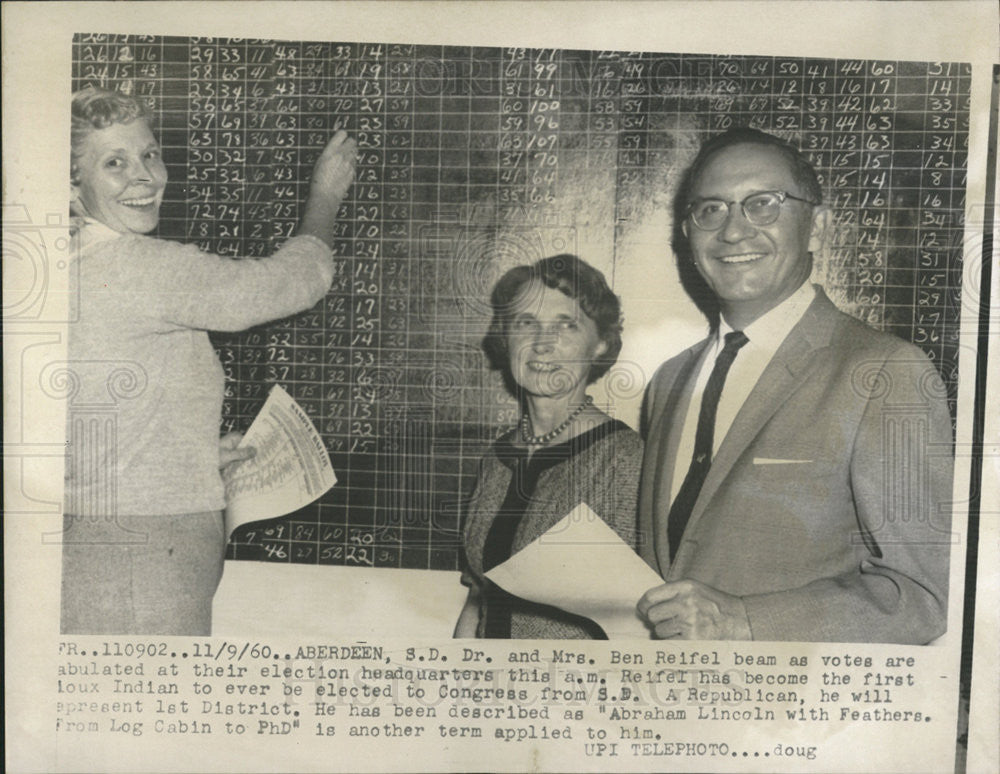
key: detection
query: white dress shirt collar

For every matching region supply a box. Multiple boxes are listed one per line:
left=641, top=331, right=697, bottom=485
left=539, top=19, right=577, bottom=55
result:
left=718, top=281, right=817, bottom=347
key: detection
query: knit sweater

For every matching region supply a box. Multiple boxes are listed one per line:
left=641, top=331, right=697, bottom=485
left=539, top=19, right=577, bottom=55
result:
left=64, top=221, right=333, bottom=516
left=462, top=420, right=643, bottom=638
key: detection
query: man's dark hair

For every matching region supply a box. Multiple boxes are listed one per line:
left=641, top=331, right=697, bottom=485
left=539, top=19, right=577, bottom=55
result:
left=675, top=128, right=822, bottom=211
left=671, top=128, right=822, bottom=327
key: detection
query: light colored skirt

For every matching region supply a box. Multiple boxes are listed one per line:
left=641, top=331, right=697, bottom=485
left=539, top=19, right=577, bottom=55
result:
left=61, top=511, right=226, bottom=636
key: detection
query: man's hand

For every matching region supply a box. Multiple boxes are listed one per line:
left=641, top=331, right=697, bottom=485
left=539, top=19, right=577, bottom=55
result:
left=637, top=579, right=752, bottom=640
left=219, top=431, right=255, bottom=471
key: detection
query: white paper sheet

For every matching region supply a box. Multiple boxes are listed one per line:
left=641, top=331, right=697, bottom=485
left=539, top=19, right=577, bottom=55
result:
left=221, top=385, right=336, bottom=536
left=484, top=503, right=662, bottom=639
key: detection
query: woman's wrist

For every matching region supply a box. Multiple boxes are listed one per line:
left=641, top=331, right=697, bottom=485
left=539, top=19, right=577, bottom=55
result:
left=298, top=200, right=342, bottom=247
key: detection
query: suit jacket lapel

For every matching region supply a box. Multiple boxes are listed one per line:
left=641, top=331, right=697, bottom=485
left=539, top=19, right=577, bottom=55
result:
left=683, top=290, right=843, bottom=536
left=640, top=340, right=708, bottom=573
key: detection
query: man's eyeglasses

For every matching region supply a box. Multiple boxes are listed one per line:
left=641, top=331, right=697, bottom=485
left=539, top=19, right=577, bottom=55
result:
left=686, top=190, right=819, bottom=231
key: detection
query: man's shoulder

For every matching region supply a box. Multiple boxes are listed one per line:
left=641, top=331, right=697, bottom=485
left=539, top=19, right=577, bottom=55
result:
left=807, top=293, right=931, bottom=364
left=649, top=338, right=708, bottom=385
left=795, top=293, right=945, bottom=406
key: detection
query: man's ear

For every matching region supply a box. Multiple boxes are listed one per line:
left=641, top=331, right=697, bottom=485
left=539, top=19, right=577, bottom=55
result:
left=808, top=206, right=831, bottom=253
left=681, top=219, right=689, bottom=239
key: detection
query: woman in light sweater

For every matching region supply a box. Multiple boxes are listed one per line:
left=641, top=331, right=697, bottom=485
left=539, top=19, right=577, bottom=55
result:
left=62, top=88, right=356, bottom=635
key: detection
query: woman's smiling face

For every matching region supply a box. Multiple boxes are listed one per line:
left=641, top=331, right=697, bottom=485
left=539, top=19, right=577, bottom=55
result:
left=506, top=280, right=608, bottom=400
left=71, top=119, right=167, bottom=234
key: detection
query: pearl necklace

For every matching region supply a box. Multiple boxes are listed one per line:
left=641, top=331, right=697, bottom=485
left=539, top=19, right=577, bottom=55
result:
left=520, top=396, right=594, bottom=446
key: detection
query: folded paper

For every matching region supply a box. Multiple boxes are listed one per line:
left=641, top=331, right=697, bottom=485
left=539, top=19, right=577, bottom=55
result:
left=485, top=503, right=661, bottom=638
left=222, top=384, right=336, bottom=536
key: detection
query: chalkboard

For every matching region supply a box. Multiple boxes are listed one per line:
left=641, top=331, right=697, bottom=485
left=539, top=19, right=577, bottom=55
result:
left=72, top=35, right=969, bottom=570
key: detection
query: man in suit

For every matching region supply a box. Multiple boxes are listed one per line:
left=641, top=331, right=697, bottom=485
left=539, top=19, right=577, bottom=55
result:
left=636, top=128, right=953, bottom=643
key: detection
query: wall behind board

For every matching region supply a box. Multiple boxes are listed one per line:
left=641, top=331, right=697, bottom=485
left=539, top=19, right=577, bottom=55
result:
left=72, top=35, right=969, bottom=570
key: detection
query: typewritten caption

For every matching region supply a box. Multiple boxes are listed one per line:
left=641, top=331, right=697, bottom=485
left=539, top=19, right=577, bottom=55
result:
left=52, top=640, right=942, bottom=767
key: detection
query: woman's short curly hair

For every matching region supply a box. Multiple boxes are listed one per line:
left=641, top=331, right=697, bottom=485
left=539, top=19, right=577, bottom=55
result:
left=71, top=88, right=152, bottom=180
left=482, top=254, right=623, bottom=385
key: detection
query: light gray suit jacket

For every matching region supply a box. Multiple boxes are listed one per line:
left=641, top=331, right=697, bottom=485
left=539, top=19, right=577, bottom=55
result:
left=638, top=287, right=953, bottom=643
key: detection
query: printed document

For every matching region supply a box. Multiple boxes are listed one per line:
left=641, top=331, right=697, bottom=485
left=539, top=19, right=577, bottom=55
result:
left=222, top=385, right=336, bottom=536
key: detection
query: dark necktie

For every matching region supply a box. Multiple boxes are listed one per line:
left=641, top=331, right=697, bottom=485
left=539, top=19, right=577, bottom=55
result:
left=667, top=330, right=749, bottom=561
